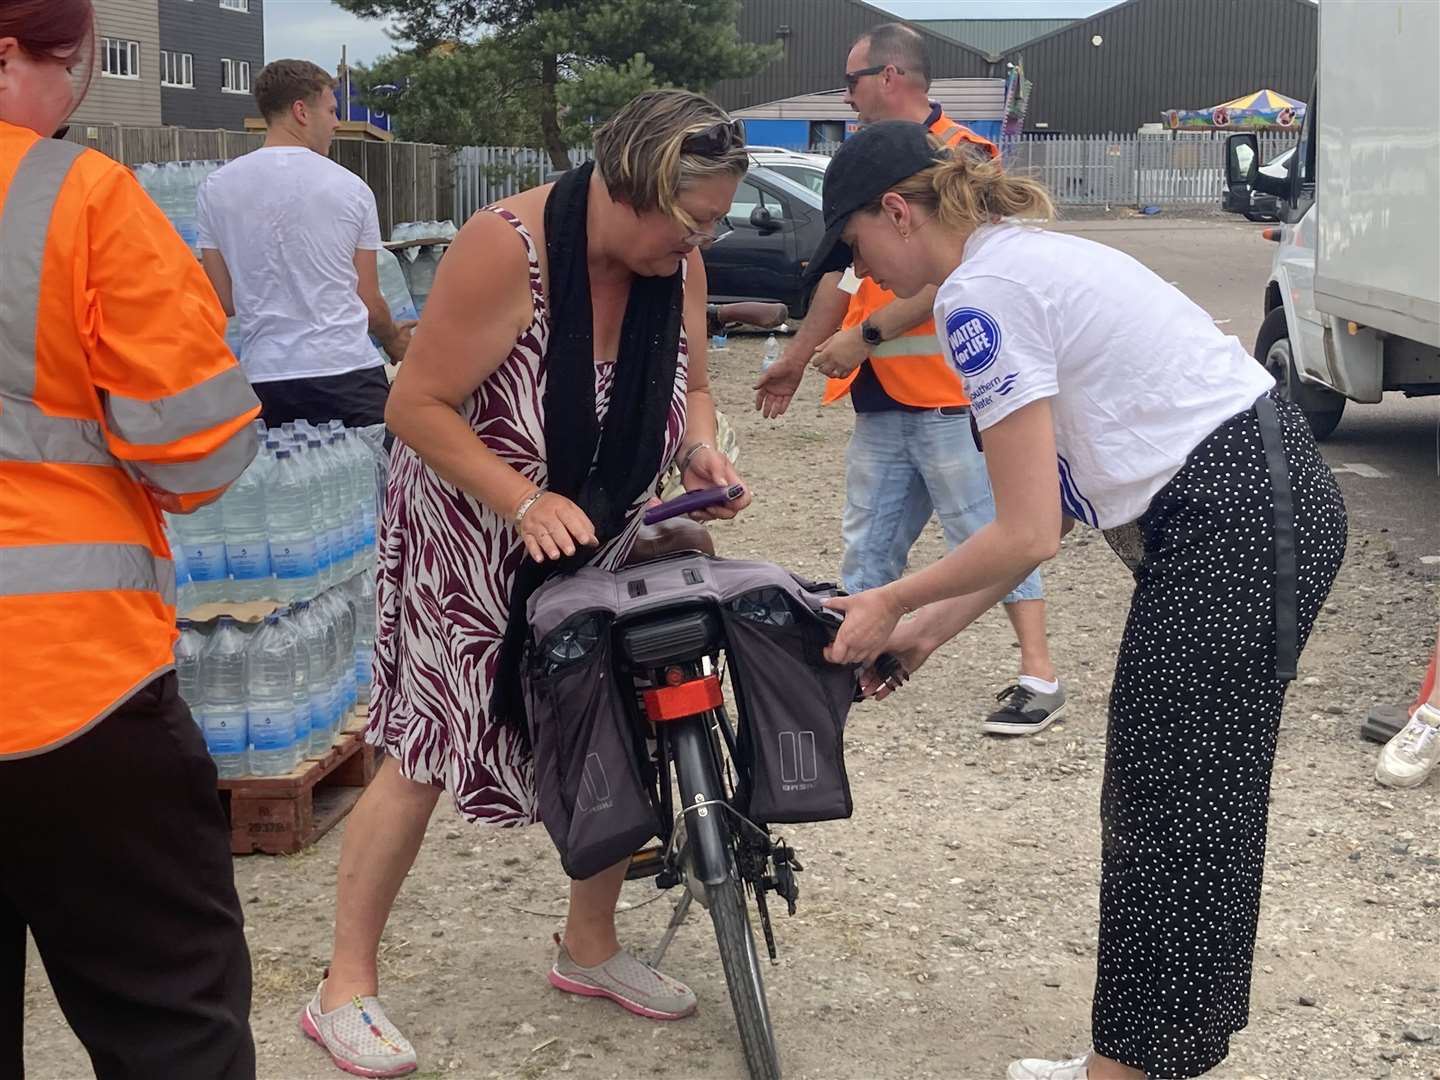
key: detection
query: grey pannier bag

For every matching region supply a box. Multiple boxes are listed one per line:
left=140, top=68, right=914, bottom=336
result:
left=523, top=553, right=861, bottom=877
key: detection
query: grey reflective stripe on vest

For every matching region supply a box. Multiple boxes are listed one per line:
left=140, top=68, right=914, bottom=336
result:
left=0, top=542, right=176, bottom=606
left=0, top=140, right=115, bottom=468
left=0, top=138, right=85, bottom=399
left=135, top=420, right=257, bottom=494
left=105, top=364, right=256, bottom=446
left=935, top=123, right=964, bottom=144
left=870, top=332, right=942, bottom=360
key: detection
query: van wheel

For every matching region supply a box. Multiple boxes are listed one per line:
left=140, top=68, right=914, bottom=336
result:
left=1255, top=306, right=1345, bottom=441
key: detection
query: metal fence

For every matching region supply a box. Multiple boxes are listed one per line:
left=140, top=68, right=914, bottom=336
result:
left=444, top=130, right=1299, bottom=222
left=998, top=132, right=1298, bottom=207
left=66, top=125, right=453, bottom=237
left=452, top=145, right=594, bottom=223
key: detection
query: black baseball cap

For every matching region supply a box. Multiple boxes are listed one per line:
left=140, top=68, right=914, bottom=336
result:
left=805, top=121, right=946, bottom=284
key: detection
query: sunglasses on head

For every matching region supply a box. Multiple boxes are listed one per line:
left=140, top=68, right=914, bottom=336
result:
left=682, top=119, right=746, bottom=157
left=845, top=64, right=903, bottom=90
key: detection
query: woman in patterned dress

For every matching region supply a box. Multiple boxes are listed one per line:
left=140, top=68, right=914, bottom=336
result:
left=300, top=91, right=752, bottom=1078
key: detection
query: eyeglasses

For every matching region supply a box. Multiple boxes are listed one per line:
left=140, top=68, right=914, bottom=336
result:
left=845, top=64, right=903, bottom=90
left=682, top=119, right=746, bottom=158
left=681, top=216, right=734, bottom=250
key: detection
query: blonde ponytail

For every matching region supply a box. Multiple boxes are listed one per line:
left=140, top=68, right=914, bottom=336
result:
left=877, top=140, right=1055, bottom=226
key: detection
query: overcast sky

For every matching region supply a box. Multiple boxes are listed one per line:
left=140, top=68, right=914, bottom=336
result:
left=264, top=0, right=1116, bottom=69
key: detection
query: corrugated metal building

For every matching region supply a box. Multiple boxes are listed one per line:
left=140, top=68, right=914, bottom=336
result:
left=915, top=18, right=1076, bottom=58
left=715, top=0, right=1318, bottom=136
left=712, top=0, right=991, bottom=113
left=1013, top=0, right=1317, bottom=134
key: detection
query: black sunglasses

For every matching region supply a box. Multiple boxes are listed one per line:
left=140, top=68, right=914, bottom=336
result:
left=845, top=64, right=903, bottom=90
left=682, top=119, right=746, bottom=157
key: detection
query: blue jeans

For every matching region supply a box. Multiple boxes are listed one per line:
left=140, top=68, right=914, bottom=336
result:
left=840, top=409, right=1045, bottom=603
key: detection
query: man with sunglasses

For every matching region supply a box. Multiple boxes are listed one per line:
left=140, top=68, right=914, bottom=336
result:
left=754, top=22, right=1066, bottom=736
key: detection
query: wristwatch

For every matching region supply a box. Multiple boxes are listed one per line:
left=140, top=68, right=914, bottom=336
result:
left=860, top=319, right=883, bottom=347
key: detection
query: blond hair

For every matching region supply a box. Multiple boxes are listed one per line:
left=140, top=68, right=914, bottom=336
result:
left=867, top=140, right=1056, bottom=227
left=593, top=89, right=748, bottom=227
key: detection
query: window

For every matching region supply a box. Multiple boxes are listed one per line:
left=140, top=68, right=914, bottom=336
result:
left=161, top=50, right=194, bottom=88
left=219, top=0, right=250, bottom=10
left=100, top=38, right=140, bottom=80
left=728, top=181, right=763, bottom=223
left=221, top=58, right=251, bottom=94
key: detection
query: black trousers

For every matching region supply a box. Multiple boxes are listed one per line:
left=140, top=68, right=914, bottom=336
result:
left=0, top=674, right=255, bottom=1080
left=1092, top=398, right=1347, bottom=1078
left=252, top=364, right=390, bottom=429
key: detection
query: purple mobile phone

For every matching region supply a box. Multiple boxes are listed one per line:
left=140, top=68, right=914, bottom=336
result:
left=644, top=484, right=745, bottom=525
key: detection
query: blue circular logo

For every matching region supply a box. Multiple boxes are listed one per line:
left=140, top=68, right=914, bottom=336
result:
left=944, top=307, right=1002, bottom=377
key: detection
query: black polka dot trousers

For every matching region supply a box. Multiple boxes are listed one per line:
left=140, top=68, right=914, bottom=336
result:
left=1092, top=397, right=1347, bottom=1078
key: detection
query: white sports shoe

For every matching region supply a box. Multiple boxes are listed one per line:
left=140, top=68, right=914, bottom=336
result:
left=1008, top=1054, right=1090, bottom=1080
left=1376, top=703, right=1440, bottom=789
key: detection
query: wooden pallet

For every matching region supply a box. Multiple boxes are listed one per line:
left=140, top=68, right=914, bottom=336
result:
left=218, top=713, right=375, bottom=855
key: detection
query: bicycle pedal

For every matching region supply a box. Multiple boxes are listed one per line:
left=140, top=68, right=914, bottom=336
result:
left=625, top=845, right=666, bottom=881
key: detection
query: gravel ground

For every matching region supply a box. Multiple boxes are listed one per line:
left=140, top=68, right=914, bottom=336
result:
left=23, top=335, right=1440, bottom=1080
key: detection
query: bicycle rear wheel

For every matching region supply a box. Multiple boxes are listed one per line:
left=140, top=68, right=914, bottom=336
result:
left=706, top=869, right=780, bottom=1080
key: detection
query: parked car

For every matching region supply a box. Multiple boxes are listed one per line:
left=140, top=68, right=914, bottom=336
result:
left=747, top=146, right=830, bottom=197
left=703, top=164, right=826, bottom=319
left=1222, top=146, right=1295, bottom=221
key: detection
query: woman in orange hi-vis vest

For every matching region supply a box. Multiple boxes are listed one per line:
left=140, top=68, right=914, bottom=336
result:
left=0, top=2, right=259, bottom=1075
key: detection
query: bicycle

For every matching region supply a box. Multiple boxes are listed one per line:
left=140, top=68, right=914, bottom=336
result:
left=532, top=554, right=901, bottom=1080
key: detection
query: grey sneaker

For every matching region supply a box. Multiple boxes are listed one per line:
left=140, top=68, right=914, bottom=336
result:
left=983, top=681, right=1067, bottom=735
left=299, top=979, right=418, bottom=1078
left=548, top=934, right=697, bottom=1020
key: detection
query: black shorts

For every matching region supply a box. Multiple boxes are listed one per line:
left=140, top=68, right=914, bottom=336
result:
left=252, top=364, right=390, bottom=429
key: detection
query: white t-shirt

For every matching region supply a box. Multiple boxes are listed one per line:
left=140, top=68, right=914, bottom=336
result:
left=934, top=223, right=1274, bottom=529
left=197, top=146, right=383, bottom=383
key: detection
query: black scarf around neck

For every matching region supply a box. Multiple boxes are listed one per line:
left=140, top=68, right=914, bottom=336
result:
left=490, top=161, right=685, bottom=743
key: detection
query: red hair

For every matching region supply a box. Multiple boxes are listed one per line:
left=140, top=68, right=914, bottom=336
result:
left=0, top=0, right=96, bottom=114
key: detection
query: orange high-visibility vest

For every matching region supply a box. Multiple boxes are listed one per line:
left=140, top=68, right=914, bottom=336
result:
left=0, top=122, right=261, bottom=758
left=823, top=113, right=1000, bottom=409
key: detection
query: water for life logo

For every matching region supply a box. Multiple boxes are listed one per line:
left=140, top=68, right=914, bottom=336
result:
left=944, top=307, right=1002, bottom=377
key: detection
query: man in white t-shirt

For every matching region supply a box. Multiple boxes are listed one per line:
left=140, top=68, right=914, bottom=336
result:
left=197, top=59, right=414, bottom=427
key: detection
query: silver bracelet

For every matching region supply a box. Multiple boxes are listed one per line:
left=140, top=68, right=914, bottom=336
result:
left=678, top=442, right=712, bottom=475
left=513, top=488, right=545, bottom=527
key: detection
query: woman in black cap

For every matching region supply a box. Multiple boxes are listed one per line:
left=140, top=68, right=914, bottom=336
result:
left=818, top=121, right=1347, bottom=1080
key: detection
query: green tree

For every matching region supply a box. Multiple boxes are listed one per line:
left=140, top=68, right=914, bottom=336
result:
left=337, top=0, right=778, bottom=164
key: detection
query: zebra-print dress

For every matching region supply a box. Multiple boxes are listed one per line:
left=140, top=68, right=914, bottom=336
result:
left=365, top=207, right=689, bottom=825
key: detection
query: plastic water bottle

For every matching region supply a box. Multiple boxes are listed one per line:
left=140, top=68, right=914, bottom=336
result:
left=761, top=333, right=780, bottom=372
left=711, top=325, right=728, bottom=352
left=342, top=430, right=379, bottom=569
left=293, top=599, right=340, bottom=754
left=327, top=434, right=360, bottom=579
left=172, top=497, right=229, bottom=605
left=220, top=444, right=274, bottom=601
left=245, top=614, right=299, bottom=775
left=310, top=438, right=347, bottom=586
left=267, top=449, right=320, bottom=600
left=199, top=615, right=249, bottom=777
left=174, top=618, right=206, bottom=715
left=347, top=570, right=377, bottom=697
left=277, top=604, right=313, bottom=756
left=165, top=515, right=194, bottom=613
left=319, top=587, right=358, bottom=716
left=294, top=443, right=333, bottom=589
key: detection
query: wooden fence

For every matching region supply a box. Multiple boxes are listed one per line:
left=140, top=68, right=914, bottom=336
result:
left=64, top=125, right=454, bottom=237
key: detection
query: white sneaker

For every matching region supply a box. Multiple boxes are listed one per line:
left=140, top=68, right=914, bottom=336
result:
left=1008, top=1054, right=1090, bottom=1080
left=1376, top=703, right=1440, bottom=789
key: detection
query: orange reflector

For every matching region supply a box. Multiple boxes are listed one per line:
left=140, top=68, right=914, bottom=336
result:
left=1262, top=227, right=1280, bottom=242
left=643, top=675, right=723, bottom=722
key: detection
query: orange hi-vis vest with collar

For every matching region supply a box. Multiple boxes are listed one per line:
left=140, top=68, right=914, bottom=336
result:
left=0, top=123, right=261, bottom=759
left=823, top=113, right=1000, bottom=408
